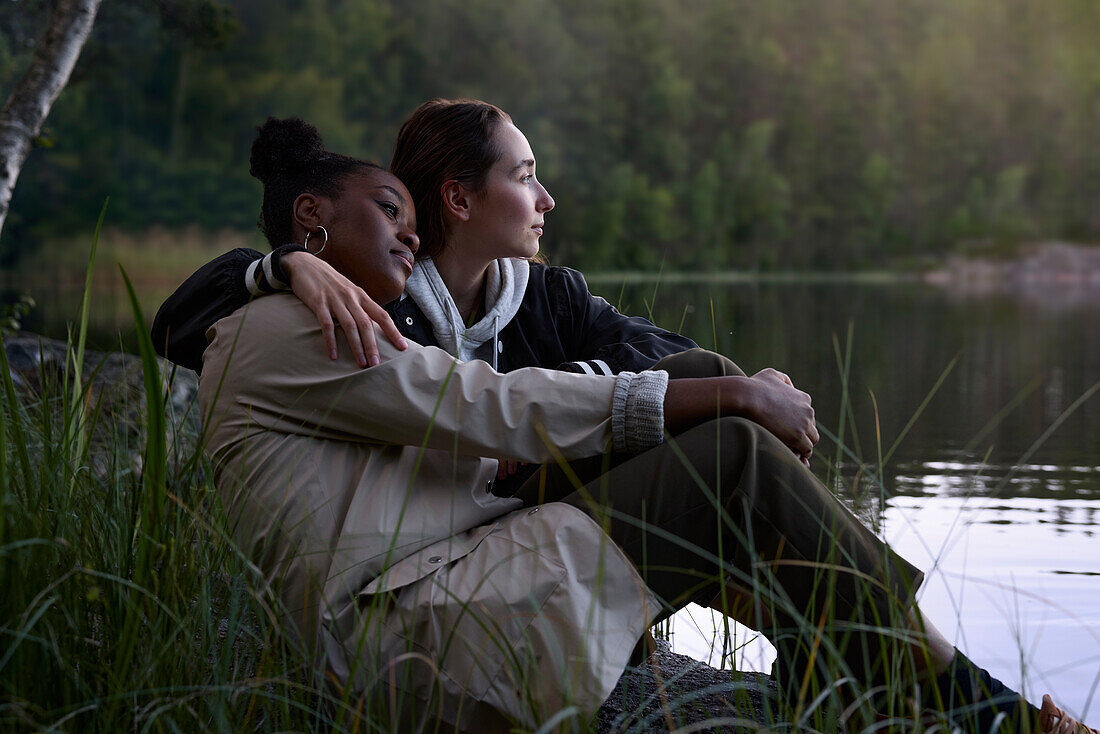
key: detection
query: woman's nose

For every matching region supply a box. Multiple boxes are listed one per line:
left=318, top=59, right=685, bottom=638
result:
left=537, top=182, right=555, bottom=212
left=403, top=229, right=420, bottom=255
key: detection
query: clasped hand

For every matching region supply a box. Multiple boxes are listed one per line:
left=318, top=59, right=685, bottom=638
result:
left=745, top=368, right=819, bottom=466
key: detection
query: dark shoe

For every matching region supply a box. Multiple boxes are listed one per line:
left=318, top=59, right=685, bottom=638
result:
left=1040, top=694, right=1098, bottom=734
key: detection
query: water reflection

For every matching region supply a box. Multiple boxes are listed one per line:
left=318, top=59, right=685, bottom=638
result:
left=893, top=458, right=1100, bottom=499
left=885, top=494, right=1100, bottom=721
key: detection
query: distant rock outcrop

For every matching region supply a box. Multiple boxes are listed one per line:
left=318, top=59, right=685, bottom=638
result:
left=923, top=242, right=1100, bottom=293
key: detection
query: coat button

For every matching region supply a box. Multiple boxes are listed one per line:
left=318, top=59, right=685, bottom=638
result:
left=405, top=316, right=414, bottom=326
left=497, top=342, right=503, bottom=353
left=486, top=480, right=494, bottom=494
left=428, top=555, right=443, bottom=564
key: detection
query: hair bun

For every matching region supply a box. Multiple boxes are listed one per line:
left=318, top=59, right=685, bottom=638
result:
left=249, top=117, right=327, bottom=184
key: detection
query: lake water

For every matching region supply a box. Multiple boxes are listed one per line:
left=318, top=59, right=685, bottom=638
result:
left=591, top=276, right=1099, bottom=724
left=7, top=272, right=1099, bottom=723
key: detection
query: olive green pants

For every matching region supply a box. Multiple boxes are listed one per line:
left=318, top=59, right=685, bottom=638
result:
left=515, top=349, right=924, bottom=706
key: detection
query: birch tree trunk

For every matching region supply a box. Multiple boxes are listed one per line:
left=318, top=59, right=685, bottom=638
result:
left=0, top=0, right=103, bottom=238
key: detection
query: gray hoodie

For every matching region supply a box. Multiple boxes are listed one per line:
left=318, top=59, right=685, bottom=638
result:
left=402, top=257, right=529, bottom=370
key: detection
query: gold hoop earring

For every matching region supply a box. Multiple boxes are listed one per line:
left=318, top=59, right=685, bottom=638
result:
left=304, top=225, right=328, bottom=255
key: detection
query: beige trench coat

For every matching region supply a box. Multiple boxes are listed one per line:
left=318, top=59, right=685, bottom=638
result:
left=199, top=295, right=662, bottom=730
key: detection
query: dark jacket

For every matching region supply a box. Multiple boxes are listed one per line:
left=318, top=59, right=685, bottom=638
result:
left=152, top=248, right=698, bottom=377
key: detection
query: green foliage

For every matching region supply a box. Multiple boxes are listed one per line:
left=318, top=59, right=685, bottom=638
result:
left=0, top=295, right=35, bottom=336
left=4, top=0, right=1100, bottom=269
left=151, top=0, right=240, bottom=49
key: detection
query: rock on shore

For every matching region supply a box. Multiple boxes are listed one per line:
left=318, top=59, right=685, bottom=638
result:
left=597, top=636, right=777, bottom=732
left=2, top=331, right=199, bottom=471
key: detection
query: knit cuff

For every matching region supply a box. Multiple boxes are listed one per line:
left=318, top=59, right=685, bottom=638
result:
left=611, top=369, right=669, bottom=453
left=245, top=244, right=307, bottom=296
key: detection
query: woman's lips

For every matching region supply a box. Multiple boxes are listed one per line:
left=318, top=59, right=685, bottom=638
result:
left=393, top=250, right=414, bottom=270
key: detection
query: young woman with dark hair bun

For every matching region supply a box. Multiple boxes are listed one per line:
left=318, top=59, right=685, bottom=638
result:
left=170, top=110, right=1083, bottom=734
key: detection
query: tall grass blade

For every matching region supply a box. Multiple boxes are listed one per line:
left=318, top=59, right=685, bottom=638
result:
left=0, top=336, right=33, bottom=487
left=880, top=352, right=959, bottom=467
left=963, top=376, right=1041, bottom=455
left=119, top=264, right=167, bottom=531
left=0, top=354, right=6, bottom=499
left=103, top=265, right=167, bottom=721
left=64, top=199, right=109, bottom=490
left=992, top=379, right=1100, bottom=496
left=830, top=322, right=856, bottom=484
left=710, top=298, right=718, bottom=353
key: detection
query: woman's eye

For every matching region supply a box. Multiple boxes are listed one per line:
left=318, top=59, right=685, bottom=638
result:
left=521, top=174, right=533, bottom=184
left=378, top=201, right=399, bottom=219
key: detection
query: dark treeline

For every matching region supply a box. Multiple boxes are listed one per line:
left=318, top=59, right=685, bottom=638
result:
left=3, top=0, right=1099, bottom=271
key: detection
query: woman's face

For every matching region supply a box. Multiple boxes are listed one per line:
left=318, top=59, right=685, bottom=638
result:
left=323, top=170, right=418, bottom=304
left=465, top=123, right=555, bottom=261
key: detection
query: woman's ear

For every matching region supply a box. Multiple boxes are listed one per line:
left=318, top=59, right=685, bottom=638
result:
left=440, top=180, right=471, bottom=223
left=292, top=192, right=324, bottom=233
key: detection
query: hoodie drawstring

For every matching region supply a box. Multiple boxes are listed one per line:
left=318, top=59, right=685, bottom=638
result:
left=492, top=315, right=499, bottom=371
